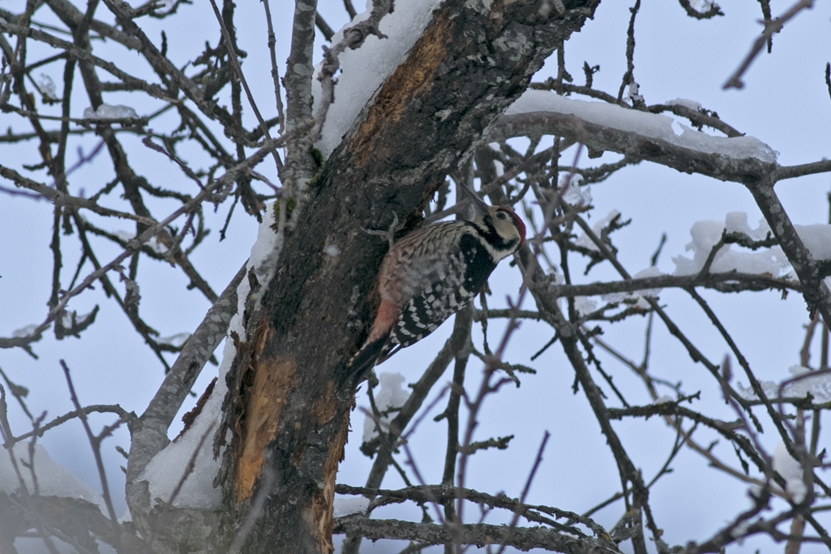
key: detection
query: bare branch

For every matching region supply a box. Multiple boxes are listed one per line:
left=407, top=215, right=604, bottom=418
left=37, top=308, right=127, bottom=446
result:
left=723, top=0, right=814, bottom=89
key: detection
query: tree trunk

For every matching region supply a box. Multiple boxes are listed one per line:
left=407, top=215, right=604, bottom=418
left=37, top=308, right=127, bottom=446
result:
left=218, top=1, right=599, bottom=551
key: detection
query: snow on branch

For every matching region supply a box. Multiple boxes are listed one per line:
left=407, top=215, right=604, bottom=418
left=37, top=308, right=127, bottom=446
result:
left=312, top=0, right=443, bottom=157
left=490, top=90, right=778, bottom=183
left=0, top=443, right=107, bottom=511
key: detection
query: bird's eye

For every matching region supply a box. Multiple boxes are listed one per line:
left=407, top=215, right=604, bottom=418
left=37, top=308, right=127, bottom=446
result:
left=496, top=211, right=507, bottom=219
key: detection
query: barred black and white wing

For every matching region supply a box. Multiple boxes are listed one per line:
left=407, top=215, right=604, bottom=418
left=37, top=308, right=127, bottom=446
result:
left=378, top=222, right=497, bottom=360
left=347, top=204, right=525, bottom=381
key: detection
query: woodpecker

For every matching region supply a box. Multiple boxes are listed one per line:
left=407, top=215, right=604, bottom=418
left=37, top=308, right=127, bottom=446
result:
left=348, top=188, right=526, bottom=381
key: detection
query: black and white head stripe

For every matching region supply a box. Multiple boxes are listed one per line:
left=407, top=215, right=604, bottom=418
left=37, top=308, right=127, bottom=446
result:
left=473, top=207, right=526, bottom=254
left=497, top=206, right=526, bottom=246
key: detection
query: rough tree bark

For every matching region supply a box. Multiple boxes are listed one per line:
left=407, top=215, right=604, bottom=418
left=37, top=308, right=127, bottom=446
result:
left=215, top=1, right=600, bottom=552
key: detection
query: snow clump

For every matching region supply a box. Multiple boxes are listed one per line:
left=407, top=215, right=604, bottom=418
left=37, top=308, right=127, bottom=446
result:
left=673, top=212, right=831, bottom=277
left=738, top=365, right=831, bottom=403
left=772, top=441, right=808, bottom=503
left=672, top=212, right=788, bottom=276
left=574, top=297, right=597, bottom=317
left=363, top=372, right=410, bottom=443
left=83, top=104, right=138, bottom=120
left=333, top=495, right=370, bottom=517
left=561, top=176, right=591, bottom=206
left=38, top=74, right=58, bottom=101
left=574, top=210, right=620, bottom=252
left=0, top=443, right=107, bottom=512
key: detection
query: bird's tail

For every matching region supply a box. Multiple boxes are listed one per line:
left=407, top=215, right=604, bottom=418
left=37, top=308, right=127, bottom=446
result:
left=346, top=335, right=389, bottom=383
left=345, top=300, right=399, bottom=384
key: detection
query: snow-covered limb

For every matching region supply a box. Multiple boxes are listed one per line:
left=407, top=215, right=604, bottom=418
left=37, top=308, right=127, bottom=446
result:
left=671, top=212, right=831, bottom=279
left=488, top=90, right=778, bottom=183
left=678, top=0, right=723, bottom=19
left=646, top=98, right=742, bottom=138
left=483, top=89, right=831, bottom=185
left=672, top=213, right=786, bottom=277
